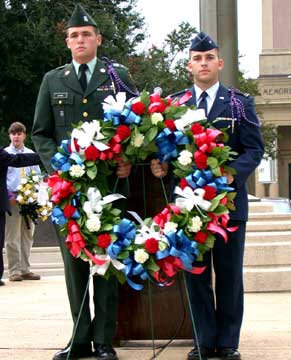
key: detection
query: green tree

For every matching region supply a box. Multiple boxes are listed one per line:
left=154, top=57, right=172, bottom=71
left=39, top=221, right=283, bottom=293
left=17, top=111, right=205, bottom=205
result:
left=129, top=22, right=197, bottom=95
left=0, top=0, right=145, bottom=143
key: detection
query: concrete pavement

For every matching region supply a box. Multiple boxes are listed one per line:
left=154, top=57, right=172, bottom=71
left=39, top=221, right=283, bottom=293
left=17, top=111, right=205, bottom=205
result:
left=0, top=275, right=290, bottom=360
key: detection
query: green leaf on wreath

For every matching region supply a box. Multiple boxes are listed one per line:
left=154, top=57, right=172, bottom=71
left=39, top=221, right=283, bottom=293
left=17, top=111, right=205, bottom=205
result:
left=212, top=204, right=229, bottom=215
left=74, top=182, right=82, bottom=192
left=139, top=90, right=150, bottom=106
left=227, top=192, right=237, bottom=201
left=212, top=166, right=222, bottom=177
left=110, top=266, right=126, bottom=284
left=118, top=251, right=129, bottom=260
left=145, top=126, right=158, bottom=144
left=147, top=257, right=160, bottom=272
left=205, top=233, right=215, bottom=249
left=85, top=160, right=95, bottom=167
left=87, top=165, right=97, bottom=180
left=227, top=202, right=236, bottom=211
left=207, top=156, right=219, bottom=169
left=100, top=224, right=113, bottom=232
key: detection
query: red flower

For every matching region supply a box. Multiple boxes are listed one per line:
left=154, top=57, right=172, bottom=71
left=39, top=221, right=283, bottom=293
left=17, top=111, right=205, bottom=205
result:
left=145, top=237, right=159, bottom=254
left=194, top=150, right=208, bottom=170
left=97, top=233, right=111, bottom=248
left=131, top=101, right=146, bottom=115
left=115, top=125, right=131, bottom=141
left=180, top=178, right=189, bottom=189
left=148, top=101, right=166, bottom=114
left=48, top=173, right=75, bottom=204
left=191, top=123, right=204, bottom=135
left=195, top=231, right=208, bottom=244
left=164, top=119, right=176, bottom=131
left=203, top=185, right=217, bottom=200
left=63, top=204, right=77, bottom=218
left=220, top=197, right=228, bottom=205
left=85, top=145, right=99, bottom=161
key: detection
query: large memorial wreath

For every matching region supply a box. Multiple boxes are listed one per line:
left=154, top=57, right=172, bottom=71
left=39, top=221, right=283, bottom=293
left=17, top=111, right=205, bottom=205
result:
left=48, top=90, right=238, bottom=290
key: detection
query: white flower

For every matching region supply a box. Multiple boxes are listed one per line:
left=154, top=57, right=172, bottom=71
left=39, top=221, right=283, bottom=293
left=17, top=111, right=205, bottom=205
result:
left=42, top=209, right=48, bottom=216
left=32, top=175, right=40, bottom=182
left=85, top=214, right=101, bottom=233
left=69, top=164, right=85, bottom=178
left=20, top=178, right=27, bottom=184
left=134, top=248, right=149, bottom=264
left=24, top=190, right=31, bottom=196
left=151, top=112, right=164, bottom=125
left=163, top=221, right=178, bottom=234
left=187, top=216, right=203, bottom=233
left=28, top=197, right=35, bottom=203
left=131, top=133, right=144, bottom=148
left=16, top=195, right=23, bottom=202
left=178, top=150, right=193, bottom=166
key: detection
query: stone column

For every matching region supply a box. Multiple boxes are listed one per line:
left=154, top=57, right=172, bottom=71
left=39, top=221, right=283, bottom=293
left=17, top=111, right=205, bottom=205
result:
left=199, top=0, right=239, bottom=88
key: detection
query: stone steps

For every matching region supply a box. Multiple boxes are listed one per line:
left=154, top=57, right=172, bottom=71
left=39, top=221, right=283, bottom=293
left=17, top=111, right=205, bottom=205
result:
left=244, top=200, right=291, bottom=292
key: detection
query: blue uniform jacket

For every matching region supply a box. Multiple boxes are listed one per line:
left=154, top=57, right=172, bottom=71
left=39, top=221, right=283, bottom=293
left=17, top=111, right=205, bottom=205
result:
left=185, top=84, right=264, bottom=221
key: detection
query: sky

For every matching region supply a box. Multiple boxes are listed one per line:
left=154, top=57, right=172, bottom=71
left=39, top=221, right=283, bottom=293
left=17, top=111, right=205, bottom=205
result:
left=137, top=0, right=262, bottom=78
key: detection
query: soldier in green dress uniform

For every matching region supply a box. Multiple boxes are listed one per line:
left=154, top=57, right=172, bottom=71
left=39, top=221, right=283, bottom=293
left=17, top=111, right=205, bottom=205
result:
left=32, top=4, right=137, bottom=360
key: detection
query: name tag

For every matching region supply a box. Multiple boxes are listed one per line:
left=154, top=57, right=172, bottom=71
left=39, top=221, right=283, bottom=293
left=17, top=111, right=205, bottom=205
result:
left=53, top=92, right=68, bottom=99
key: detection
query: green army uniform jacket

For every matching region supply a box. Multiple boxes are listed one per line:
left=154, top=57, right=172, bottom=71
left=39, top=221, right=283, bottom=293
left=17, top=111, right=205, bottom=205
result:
left=32, top=58, right=136, bottom=174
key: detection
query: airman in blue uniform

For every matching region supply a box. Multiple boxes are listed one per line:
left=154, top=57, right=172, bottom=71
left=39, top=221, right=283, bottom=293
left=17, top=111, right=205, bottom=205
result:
left=32, top=4, right=137, bottom=360
left=187, top=32, right=264, bottom=360
left=169, top=32, right=264, bottom=360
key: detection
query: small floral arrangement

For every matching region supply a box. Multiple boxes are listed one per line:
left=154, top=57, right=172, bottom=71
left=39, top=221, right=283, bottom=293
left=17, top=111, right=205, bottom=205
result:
left=48, top=90, right=237, bottom=290
left=16, top=170, right=53, bottom=228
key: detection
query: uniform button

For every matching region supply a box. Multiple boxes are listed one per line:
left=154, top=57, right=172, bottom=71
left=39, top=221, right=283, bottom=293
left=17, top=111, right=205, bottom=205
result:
left=83, top=112, right=88, bottom=118
left=82, top=98, right=88, bottom=104
left=58, top=100, right=62, bottom=105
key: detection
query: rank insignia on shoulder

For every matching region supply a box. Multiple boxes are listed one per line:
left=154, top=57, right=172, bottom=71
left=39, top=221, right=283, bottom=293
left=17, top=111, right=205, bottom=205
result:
left=113, top=62, right=126, bottom=69
left=228, top=87, right=249, bottom=97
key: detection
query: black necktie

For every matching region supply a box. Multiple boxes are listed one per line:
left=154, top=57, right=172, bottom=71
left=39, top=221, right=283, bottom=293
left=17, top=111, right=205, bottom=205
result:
left=198, top=91, right=208, bottom=115
left=79, top=64, right=88, bottom=92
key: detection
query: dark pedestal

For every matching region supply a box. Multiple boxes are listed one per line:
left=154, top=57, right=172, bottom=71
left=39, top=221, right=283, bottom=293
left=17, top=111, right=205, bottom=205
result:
left=33, top=218, right=59, bottom=247
left=116, top=273, right=193, bottom=340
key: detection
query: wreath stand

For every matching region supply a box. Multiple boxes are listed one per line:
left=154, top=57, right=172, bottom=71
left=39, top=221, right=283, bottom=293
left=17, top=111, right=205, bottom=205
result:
left=66, top=166, right=203, bottom=360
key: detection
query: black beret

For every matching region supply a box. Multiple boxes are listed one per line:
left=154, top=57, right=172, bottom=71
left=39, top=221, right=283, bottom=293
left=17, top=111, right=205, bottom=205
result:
left=66, top=4, right=98, bottom=29
left=190, top=31, right=218, bottom=51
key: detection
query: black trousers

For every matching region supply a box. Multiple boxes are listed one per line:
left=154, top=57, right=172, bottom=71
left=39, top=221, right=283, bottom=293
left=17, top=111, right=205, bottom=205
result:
left=0, top=212, right=6, bottom=279
left=186, top=221, right=246, bottom=349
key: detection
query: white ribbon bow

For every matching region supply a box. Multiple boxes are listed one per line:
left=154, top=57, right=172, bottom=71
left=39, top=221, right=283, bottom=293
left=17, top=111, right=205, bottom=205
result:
left=71, top=120, right=109, bottom=151
left=127, top=211, right=168, bottom=245
left=174, top=186, right=211, bottom=212
left=83, top=187, right=125, bottom=217
left=102, top=92, right=127, bottom=113
left=174, top=108, right=206, bottom=131
left=91, top=254, right=125, bottom=276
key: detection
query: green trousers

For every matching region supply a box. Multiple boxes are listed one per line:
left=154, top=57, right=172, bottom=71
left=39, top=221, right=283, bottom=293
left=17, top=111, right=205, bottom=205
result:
left=59, top=237, right=118, bottom=345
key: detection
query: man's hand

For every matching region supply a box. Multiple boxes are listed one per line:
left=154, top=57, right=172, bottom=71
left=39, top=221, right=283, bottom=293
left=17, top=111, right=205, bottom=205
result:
left=9, top=198, right=17, bottom=206
left=225, top=172, right=234, bottom=185
left=116, top=160, right=131, bottom=178
left=150, top=159, right=169, bottom=178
